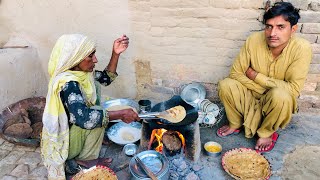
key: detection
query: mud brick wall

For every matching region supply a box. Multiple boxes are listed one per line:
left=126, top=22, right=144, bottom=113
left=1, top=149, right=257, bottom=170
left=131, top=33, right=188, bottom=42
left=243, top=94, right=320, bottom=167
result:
left=129, top=0, right=320, bottom=103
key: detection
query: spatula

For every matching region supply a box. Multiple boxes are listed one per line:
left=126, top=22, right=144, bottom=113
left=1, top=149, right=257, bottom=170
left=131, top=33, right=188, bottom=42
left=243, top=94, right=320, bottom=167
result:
left=138, top=111, right=168, bottom=119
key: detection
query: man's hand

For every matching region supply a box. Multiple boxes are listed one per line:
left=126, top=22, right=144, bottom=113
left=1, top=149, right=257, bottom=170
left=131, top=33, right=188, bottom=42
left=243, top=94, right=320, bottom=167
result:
left=246, top=67, right=258, bottom=80
left=113, top=35, right=129, bottom=55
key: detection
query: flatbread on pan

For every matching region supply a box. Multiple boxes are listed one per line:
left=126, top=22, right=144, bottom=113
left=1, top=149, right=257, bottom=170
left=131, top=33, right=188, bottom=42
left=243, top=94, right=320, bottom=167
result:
left=158, top=105, right=186, bottom=123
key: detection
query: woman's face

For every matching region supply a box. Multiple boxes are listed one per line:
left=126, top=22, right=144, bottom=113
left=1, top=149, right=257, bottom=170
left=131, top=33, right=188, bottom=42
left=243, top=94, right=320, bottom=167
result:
left=75, top=50, right=98, bottom=72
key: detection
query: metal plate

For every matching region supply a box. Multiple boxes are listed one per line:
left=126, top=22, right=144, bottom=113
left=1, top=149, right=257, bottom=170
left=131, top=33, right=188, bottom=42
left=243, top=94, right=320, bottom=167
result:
left=180, top=82, right=206, bottom=107
left=107, top=122, right=142, bottom=145
left=129, top=150, right=169, bottom=178
left=102, top=98, right=139, bottom=112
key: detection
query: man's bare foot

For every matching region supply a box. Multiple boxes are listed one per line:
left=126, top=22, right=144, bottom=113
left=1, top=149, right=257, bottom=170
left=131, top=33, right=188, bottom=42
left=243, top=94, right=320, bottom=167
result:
left=76, top=157, right=113, bottom=168
left=217, top=125, right=240, bottom=137
left=255, top=137, right=272, bottom=151
left=255, top=132, right=279, bottom=152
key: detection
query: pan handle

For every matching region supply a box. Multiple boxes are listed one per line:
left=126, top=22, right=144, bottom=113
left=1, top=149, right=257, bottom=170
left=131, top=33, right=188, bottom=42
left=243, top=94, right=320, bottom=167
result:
left=138, top=112, right=160, bottom=117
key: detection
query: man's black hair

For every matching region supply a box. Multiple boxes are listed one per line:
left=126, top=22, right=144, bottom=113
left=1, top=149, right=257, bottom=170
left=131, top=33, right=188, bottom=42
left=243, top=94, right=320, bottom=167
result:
left=263, top=2, right=300, bottom=26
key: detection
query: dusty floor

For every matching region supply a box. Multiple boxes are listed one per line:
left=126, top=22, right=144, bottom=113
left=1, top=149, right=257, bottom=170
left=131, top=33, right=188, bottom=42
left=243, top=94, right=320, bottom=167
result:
left=0, top=111, right=319, bottom=179
left=104, top=112, right=320, bottom=180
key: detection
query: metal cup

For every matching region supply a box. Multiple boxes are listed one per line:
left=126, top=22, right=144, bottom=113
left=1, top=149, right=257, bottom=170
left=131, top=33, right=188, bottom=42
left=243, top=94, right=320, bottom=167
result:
left=138, top=100, right=151, bottom=113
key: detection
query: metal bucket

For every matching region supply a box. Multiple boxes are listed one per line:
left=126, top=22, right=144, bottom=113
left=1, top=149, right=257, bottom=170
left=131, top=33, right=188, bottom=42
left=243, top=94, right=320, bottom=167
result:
left=129, top=150, right=169, bottom=180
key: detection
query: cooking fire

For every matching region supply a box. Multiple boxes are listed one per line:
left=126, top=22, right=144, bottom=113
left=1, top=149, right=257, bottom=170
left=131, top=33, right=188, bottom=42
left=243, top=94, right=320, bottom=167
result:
left=148, top=129, right=186, bottom=155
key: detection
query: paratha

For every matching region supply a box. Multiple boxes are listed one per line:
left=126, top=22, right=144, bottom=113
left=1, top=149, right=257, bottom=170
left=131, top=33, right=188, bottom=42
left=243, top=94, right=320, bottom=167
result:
left=72, top=165, right=117, bottom=180
left=157, top=105, right=186, bottom=123
left=222, top=148, right=271, bottom=180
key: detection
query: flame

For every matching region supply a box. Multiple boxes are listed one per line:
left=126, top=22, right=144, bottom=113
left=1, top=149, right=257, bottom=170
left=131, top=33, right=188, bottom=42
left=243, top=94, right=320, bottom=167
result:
left=149, top=129, right=186, bottom=153
left=155, top=129, right=167, bottom=152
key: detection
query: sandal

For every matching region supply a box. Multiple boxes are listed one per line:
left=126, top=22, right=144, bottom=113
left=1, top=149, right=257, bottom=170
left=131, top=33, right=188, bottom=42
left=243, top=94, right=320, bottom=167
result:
left=256, top=132, right=279, bottom=153
left=216, top=126, right=240, bottom=137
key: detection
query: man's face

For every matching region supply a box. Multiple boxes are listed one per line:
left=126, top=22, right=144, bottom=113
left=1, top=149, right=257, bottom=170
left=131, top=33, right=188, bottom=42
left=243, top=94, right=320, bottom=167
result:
left=77, top=51, right=98, bottom=72
left=264, top=15, right=297, bottom=49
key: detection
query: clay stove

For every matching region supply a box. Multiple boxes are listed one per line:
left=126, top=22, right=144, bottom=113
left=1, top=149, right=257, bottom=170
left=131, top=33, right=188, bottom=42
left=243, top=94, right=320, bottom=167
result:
left=140, top=96, right=201, bottom=161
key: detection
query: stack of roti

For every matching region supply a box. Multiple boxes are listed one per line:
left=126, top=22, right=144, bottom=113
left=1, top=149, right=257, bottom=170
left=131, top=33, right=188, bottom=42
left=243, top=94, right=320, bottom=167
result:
left=222, top=148, right=271, bottom=180
left=72, top=166, right=117, bottom=180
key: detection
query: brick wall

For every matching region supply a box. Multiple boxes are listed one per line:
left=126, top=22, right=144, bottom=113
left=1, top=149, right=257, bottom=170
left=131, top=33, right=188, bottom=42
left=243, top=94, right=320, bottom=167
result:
left=129, top=0, right=320, bottom=103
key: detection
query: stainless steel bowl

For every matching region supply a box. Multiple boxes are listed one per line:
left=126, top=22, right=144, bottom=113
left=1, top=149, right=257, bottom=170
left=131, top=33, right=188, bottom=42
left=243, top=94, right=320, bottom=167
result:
left=123, top=143, right=138, bottom=156
left=102, top=98, right=139, bottom=112
left=204, top=141, right=222, bottom=157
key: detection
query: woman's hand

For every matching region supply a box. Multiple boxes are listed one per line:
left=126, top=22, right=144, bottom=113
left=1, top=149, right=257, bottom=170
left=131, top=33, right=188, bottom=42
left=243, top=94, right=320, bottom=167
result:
left=113, top=35, right=129, bottom=55
left=108, top=108, right=140, bottom=123
left=106, top=35, right=129, bottom=73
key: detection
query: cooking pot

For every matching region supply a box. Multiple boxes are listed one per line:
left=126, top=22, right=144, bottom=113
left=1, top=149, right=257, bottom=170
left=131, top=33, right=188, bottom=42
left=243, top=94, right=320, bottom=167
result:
left=129, top=150, right=169, bottom=180
left=148, top=95, right=198, bottom=126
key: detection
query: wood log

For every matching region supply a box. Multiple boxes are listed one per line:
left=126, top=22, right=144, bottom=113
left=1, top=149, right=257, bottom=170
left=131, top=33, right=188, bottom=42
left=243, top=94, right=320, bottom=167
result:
left=4, top=123, right=33, bottom=139
left=162, top=130, right=182, bottom=153
left=3, top=114, right=25, bottom=131
left=30, top=122, right=43, bottom=139
left=27, top=106, right=44, bottom=124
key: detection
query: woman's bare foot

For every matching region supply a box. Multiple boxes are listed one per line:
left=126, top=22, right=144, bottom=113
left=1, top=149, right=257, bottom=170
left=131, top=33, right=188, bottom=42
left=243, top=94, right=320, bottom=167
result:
left=76, top=157, right=113, bottom=168
left=217, top=125, right=240, bottom=137
left=255, top=137, right=272, bottom=151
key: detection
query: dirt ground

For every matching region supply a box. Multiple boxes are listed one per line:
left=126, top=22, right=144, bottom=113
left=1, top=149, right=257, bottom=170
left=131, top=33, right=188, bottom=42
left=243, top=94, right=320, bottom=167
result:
left=281, top=145, right=320, bottom=180
left=100, top=112, right=320, bottom=179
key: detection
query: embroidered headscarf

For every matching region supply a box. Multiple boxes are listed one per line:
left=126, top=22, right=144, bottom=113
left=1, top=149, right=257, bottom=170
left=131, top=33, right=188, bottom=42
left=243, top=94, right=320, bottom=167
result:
left=41, top=34, right=96, bottom=179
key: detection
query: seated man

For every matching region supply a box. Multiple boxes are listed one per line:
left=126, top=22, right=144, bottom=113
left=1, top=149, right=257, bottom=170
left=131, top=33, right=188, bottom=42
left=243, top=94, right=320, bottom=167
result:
left=217, top=2, right=312, bottom=153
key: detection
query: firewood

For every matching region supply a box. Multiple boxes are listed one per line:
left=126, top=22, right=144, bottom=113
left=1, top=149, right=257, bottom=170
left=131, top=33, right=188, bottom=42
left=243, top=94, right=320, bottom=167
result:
left=3, top=114, right=25, bottom=131
left=30, top=122, right=43, bottom=139
left=27, top=107, right=44, bottom=124
left=4, top=123, right=33, bottom=139
left=162, top=130, right=182, bottom=152
left=20, top=108, right=29, bottom=118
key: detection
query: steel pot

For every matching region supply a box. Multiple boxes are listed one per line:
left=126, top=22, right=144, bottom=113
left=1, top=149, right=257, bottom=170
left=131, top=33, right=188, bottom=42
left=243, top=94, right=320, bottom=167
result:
left=129, top=150, right=169, bottom=180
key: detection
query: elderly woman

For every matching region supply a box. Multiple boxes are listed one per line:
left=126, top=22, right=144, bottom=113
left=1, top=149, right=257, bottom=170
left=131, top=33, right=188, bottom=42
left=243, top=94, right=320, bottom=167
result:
left=41, top=34, right=139, bottom=179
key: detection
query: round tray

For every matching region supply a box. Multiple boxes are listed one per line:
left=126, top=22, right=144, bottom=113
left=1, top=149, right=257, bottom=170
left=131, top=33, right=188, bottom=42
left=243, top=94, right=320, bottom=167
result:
left=129, top=150, right=169, bottom=178
left=102, top=98, right=139, bottom=112
left=180, top=82, right=206, bottom=107
left=222, top=148, right=271, bottom=180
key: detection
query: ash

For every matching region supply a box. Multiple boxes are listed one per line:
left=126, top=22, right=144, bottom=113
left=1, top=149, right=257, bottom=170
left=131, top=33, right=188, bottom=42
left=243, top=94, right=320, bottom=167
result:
left=165, top=147, right=226, bottom=180
left=166, top=150, right=202, bottom=180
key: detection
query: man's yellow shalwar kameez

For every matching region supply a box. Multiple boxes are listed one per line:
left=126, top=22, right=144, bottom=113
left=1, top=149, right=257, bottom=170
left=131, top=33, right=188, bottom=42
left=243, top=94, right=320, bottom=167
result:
left=218, top=31, right=312, bottom=138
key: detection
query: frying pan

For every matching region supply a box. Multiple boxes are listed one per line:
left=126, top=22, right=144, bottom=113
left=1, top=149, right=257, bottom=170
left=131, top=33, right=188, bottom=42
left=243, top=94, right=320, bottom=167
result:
left=148, top=95, right=198, bottom=126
